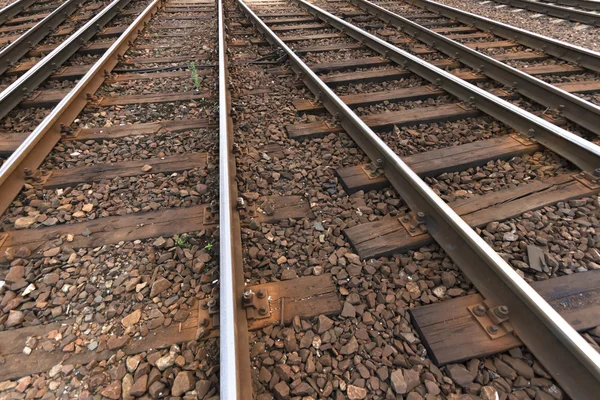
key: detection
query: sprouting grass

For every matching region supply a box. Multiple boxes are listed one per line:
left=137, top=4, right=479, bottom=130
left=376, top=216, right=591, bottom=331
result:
left=174, top=233, right=190, bottom=247
left=189, top=61, right=201, bottom=90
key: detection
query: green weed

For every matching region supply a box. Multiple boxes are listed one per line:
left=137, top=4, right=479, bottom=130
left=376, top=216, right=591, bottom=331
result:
left=174, top=233, right=190, bottom=247
left=189, top=61, right=201, bottom=90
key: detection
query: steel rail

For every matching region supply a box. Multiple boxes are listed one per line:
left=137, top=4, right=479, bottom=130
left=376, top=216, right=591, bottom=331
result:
left=218, top=0, right=252, bottom=396
left=349, top=0, right=600, bottom=137
left=0, top=0, right=161, bottom=217
left=493, top=0, right=600, bottom=25
left=550, top=0, right=600, bottom=11
left=290, top=0, right=600, bottom=175
left=238, top=0, right=600, bottom=397
left=0, top=0, right=133, bottom=121
left=0, top=0, right=84, bottom=76
left=0, top=0, right=37, bottom=26
left=397, top=0, right=600, bottom=74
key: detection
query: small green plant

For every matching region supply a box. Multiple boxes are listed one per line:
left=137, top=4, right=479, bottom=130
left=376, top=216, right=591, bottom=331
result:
left=204, top=242, right=213, bottom=251
left=174, top=233, right=190, bottom=247
left=153, top=32, right=158, bottom=38
left=189, top=61, right=201, bottom=91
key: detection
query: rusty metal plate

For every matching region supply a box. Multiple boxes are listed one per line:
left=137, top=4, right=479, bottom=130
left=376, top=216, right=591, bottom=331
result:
left=243, top=288, right=271, bottom=320
left=203, top=206, right=219, bottom=225
left=398, top=212, right=428, bottom=236
left=510, top=132, right=536, bottom=146
left=360, top=164, right=383, bottom=180
left=467, top=302, right=512, bottom=339
left=573, top=172, right=600, bottom=190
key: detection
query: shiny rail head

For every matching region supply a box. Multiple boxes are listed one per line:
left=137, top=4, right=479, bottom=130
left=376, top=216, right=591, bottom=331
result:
left=217, top=0, right=244, bottom=398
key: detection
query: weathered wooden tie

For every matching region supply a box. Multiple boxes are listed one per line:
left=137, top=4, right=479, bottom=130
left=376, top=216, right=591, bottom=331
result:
left=345, top=174, right=599, bottom=259
left=336, top=134, right=540, bottom=193
left=286, top=103, right=480, bottom=139
left=411, top=271, right=600, bottom=365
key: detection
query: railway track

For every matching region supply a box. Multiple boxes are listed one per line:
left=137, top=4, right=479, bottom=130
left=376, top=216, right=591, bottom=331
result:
left=344, top=0, right=600, bottom=135
left=0, top=0, right=225, bottom=397
left=0, top=0, right=40, bottom=27
left=0, top=0, right=155, bottom=172
left=489, top=0, right=600, bottom=25
left=0, top=0, right=599, bottom=398
left=231, top=0, right=600, bottom=398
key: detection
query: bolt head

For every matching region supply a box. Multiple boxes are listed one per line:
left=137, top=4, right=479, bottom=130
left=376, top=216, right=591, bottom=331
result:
left=243, top=291, right=253, bottom=303
left=487, top=325, right=499, bottom=334
left=474, top=305, right=486, bottom=316
left=258, top=305, right=267, bottom=315
left=257, top=289, right=266, bottom=299
left=495, top=305, right=509, bottom=317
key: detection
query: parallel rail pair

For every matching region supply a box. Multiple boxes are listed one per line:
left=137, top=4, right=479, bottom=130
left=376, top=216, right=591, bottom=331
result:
left=0, top=0, right=134, bottom=122
left=491, top=0, right=600, bottom=25
left=234, top=0, right=600, bottom=398
left=0, top=0, right=243, bottom=395
left=0, top=0, right=246, bottom=397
